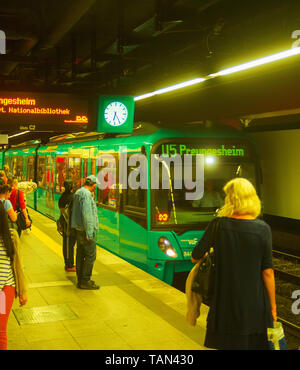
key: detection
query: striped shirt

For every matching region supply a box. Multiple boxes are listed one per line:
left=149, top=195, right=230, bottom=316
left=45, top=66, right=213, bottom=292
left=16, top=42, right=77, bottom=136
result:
left=0, top=232, right=15, bottom=290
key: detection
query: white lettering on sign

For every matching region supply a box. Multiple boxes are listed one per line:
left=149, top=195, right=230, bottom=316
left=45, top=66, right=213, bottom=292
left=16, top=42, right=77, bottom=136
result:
left=0, top=30, right=6, bottom=54
left=291, top=30, right=300, bottom=48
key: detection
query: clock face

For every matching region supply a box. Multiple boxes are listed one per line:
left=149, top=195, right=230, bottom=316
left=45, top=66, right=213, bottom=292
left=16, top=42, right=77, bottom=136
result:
left=104, top=101, right=128, bottom=126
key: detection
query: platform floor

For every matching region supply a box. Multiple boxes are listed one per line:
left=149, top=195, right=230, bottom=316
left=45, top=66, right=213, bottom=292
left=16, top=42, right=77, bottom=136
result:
left=7, top=209, right=209, bottom=350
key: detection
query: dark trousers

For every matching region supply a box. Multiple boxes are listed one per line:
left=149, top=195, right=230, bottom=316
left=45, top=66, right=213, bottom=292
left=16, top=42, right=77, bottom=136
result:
left=75, top=230, right=96, bottom=284
left=63, top=231, right=77, bottom=268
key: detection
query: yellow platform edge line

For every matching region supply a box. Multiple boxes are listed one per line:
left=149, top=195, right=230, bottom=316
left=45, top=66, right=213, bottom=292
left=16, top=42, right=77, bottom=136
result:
left=30, top=224, right=64, bottom=259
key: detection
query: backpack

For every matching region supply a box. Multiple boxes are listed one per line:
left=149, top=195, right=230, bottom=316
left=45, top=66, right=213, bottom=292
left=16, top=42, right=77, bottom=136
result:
left=56, top=201, right=72, bottom=236
left=16, top=190, right=32, bottom=231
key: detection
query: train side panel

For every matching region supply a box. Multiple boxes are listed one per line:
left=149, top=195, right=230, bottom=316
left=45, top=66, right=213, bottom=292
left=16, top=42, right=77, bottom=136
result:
left=17, top=126, right=262, bottom=286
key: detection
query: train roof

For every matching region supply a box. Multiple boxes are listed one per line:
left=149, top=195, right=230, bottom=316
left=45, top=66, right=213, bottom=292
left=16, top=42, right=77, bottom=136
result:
left=46, top=121, right=251, bottom=144
left=3, top=121, right=257, bottom=154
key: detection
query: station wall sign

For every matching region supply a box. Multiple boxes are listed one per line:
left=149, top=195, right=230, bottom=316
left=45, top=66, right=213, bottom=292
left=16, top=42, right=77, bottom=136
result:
left=97, top=95, right=135, bottom=133
left=0, top=91, right=92, bottom=132
left=0, top=134, right=8, bottom=144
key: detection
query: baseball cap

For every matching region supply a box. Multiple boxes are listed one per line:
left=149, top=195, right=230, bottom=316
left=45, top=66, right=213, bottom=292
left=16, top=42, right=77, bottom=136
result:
left=86, top=175, right=97, bottom=184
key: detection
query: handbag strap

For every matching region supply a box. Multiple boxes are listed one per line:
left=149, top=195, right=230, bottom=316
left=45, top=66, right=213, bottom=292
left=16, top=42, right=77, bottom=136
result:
left=16, top=190, right=20, bottom=211
left=208, top=218, right=220, bottom=249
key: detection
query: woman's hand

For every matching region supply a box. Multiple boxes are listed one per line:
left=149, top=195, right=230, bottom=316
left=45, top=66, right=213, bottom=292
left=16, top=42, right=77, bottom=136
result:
left=191, top=252, right=208, bottom=264
left=19, top=293, right=27, bottom=306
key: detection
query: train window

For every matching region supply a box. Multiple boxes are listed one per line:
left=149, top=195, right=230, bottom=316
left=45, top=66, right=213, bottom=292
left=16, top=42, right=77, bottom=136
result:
left=82, top=158, right=88, bottom=186
left=123, top=155, right=146, bottom=213
left=4, top=156, right=11, bottom=175
left=37, top=156, right=46, bottom=188
left=91, top=158, right=96, bottom=176
left=67, top=157, right=81, bottom=191
left=55, top=156, right=67, bottom=193
left=125, top=167, right=146, bottom=209
left=11, top=157, right=17, bottom=177
left=46, top=156, right=54, bottom=189
left=27, top=156, right=35, bottom=181
left=13, top=156, right=23, bottom=181
left=152, top=156, right=257, bottom=227
left=97, top=154, right=118, bottom=209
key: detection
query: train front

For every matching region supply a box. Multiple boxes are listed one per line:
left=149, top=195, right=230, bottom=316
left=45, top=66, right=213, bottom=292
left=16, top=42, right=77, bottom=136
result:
left=147, top=137, right=260, bottom=285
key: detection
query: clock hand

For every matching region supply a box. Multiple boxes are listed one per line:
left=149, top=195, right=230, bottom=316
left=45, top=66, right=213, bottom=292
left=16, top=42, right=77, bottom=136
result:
left=113, top=111, right=120, bottom=124
left=113, top=111, right=117, bottom=123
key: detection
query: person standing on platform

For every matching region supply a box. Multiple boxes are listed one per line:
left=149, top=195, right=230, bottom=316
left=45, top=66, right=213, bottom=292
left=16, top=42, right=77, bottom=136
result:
left=0, top=171, right=7, bottom=184
left=58, top=180, right=76, bottom=272
left=191, top=178, right=276, bottom=350
left=9, top=178, right=31, bottom=236
left=0, top=201, right=27, bottom=350
left=71, top=175, right=99, bottom=290
left=0, top=184, right=17, bottom=229
left=3, top=165, right=11, bottom=179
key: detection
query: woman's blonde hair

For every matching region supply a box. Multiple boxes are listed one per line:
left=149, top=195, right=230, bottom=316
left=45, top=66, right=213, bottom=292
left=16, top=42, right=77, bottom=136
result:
left=217, top=178, right=261, bottom=218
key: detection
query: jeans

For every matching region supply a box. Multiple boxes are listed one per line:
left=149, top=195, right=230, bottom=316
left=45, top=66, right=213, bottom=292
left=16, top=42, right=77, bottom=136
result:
left=63, top=230, right=77, bottom=268
left=75, top=230, right=96, bottom=284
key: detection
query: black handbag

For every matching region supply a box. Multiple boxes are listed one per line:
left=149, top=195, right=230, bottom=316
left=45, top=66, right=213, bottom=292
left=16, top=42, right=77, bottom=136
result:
left=16, top=190, right=32, bottom=230
left=191, top=218, right=220, bottom=305
left=56, top=214, right=66, bottom=236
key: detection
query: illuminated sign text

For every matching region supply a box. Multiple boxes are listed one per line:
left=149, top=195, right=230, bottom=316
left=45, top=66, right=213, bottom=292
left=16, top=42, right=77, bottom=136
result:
left=0, top=92, right=91, bottom=132
left=161, top=144, right=245, bottom=157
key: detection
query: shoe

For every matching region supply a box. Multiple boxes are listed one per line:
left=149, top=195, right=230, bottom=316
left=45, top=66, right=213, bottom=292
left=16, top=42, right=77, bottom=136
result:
left=65, top=266, right=76, bottom=272
left=77, top=280, right=99, bottom=290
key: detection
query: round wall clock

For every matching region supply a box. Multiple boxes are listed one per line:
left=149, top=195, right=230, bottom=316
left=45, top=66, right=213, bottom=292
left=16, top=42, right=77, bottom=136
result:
left=104, top=101, right=128, bottom=126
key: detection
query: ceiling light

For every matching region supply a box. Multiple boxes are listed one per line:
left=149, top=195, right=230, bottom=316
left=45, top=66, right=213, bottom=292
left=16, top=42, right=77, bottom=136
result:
left=134, top=77, right=205, bottom=101
left=216, top=47, right=300, bottom=76
left=8, top=130, right=30, bottom=139
left=134, top=47, right=300, bottom=101
left=154, top=78, right=206, bottom=94
left=134, top=92, right=155, bottom=101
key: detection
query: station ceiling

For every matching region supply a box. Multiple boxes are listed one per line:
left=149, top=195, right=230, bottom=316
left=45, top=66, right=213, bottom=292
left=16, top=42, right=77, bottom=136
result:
left=1, top=0, right=300, bottom=144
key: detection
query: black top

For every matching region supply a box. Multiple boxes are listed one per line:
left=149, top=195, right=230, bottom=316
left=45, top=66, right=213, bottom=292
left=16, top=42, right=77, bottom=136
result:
left=192, top=217, right=273, bottom=335
left=58, top=192, right=74, bottom=209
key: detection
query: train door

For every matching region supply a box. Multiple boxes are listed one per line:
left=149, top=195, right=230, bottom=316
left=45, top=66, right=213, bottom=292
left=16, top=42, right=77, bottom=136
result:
left=11, top=156, right=19, bottom=178
left=4, top=155, right=11, bottom=175
left=82, top=157, right=88, bottom=186
left=45, top=154, right=55, bottom=218
left=67, top=156, right=82, bottom=191
left=25, top=155, right=36, bottom=209
left=119, top=152, right=148, bottom=267
left=96, top=152, right=120, bottom=255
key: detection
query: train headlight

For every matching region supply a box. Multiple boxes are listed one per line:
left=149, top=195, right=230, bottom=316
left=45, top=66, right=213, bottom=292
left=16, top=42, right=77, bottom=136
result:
left=158, top=237, right=177, bottom=258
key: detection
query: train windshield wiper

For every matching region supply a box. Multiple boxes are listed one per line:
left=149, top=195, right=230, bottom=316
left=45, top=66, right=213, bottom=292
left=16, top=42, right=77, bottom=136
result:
left=235, top=164, right=242, bottom=177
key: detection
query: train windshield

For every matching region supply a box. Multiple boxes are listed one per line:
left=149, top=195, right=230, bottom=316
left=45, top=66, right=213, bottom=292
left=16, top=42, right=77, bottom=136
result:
left=151, top=139, right=258, bottom=228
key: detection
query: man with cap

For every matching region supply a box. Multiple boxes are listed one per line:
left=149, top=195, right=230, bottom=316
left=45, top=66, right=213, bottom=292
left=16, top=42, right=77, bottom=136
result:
left=71, top=175, right=99, bottom=289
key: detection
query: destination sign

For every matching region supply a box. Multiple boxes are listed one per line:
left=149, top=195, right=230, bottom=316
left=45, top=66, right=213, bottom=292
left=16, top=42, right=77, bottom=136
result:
left=0, top=91, right=92, bottom=132
left=157, top=141, right=250, bottom=158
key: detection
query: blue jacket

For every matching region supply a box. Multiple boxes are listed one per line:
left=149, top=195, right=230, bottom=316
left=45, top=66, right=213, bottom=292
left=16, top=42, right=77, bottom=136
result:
left=71, top=187, right=99, bottom=240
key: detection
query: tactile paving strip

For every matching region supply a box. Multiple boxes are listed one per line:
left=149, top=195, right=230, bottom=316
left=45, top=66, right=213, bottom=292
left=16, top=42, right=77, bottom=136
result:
left=13, top=304, right=78, bottom=325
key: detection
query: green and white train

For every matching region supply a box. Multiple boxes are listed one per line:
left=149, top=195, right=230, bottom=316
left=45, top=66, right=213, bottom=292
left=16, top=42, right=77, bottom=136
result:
left=1, top=122, right=261, bottom=284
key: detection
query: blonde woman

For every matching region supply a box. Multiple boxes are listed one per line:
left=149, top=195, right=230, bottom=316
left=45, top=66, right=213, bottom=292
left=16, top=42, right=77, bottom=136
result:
left=191, top=178, right=276, bottom=350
